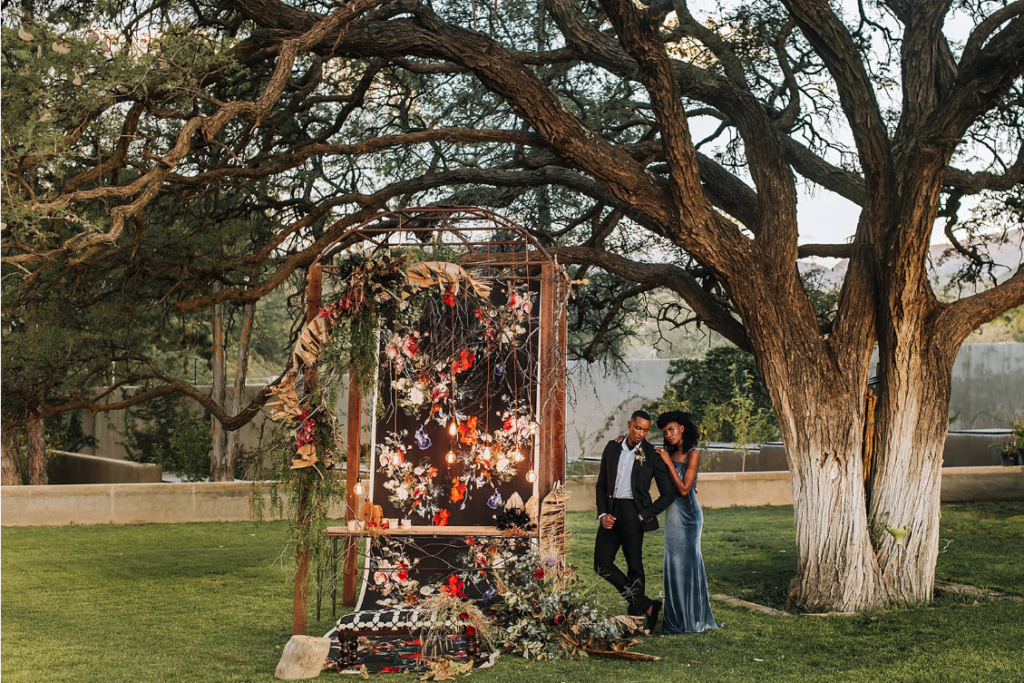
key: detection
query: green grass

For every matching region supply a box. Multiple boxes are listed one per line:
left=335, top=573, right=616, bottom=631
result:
left=3, top=502, right=1022, bottom=682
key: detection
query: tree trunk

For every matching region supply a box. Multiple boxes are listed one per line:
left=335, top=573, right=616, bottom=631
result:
left=209, top=285, right=229, bottom=481
left=225, top=302, right=256, bottom=476
left=868, top=332, right=954, bottom=604
left=774, top=376, right=885, bottom=611
left=2, top=423, right=23, bottom=486
left=26, top=415, right=48, bottom=485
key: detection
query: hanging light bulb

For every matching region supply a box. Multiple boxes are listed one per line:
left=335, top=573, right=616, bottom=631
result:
left=448, top=419, right=458, bottom=437
left=446, top=449, right=457, bottom=465
left=353, top=480, right=365, bottom=496
left=513, top=449, right=524, bottom=463
left=526, top=469, right=537, bottom=483
left=528, top=421, right=539, bottom=436
left=480, top=445, right=491, bottom=462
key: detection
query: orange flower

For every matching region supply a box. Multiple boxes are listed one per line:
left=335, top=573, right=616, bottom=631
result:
left=458, top=415, right=479, bottom=445
left=450, top=479, right=467, bottom=503
left=433, top=509, right=451, bottom=526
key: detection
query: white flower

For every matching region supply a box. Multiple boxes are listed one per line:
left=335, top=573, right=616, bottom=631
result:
left=408, top=386, right=425, bottom=405
left=414, top=467, right=424, bottom=476
left=496, top=458, right=510, bottom=472
left=396, top=486, right=410, bottom=500
left=374, top=571, right=388, bottom=585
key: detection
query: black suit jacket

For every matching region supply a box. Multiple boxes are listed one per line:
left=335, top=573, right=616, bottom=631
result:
left=595, top=438, right=676, bottom=532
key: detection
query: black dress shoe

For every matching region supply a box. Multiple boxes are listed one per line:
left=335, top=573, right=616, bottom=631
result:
left=646, top=599, right=662, bottom=633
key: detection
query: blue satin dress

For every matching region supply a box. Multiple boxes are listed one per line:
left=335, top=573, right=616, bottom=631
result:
left=661, top=459, right=719, bottom=635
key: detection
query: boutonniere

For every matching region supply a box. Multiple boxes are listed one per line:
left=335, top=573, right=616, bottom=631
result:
left=634, top=451, right=645, bottom=466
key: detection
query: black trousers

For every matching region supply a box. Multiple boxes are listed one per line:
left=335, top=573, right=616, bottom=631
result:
left=594, top=498, right=652, bottom=616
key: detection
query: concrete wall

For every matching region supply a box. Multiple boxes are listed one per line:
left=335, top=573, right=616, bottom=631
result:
left=3, top=467, right=1018, bottom=527
left=49, top=451, right=162, bottom=485
left=948, top=344, right=1024, bottom=431
left=564, top=466, right=1023, bottom=513
left=0, top=482, right=346, bottom=527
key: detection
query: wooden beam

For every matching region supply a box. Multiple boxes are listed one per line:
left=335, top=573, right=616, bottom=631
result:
left=293, top=264, right=323, bottom=636
left=342, top=366, right=362, bottom=606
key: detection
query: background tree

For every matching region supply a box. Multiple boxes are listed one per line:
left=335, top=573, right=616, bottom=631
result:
left=3, top=0, right=1022, bottom=610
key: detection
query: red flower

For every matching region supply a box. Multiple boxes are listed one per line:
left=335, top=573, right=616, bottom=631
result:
left=381, top=667, right=402, bottom=673
left=443, top=288, right=457, bottom=307
left=459, top=612, right=469, bottom=621
left=441, top=573, right=466, bottom=599
left=466, top=626, right=476, bottom=636
left=433, top=509, right=451, bottom=526
left=451, top=348, right=475, bottom=375
left=534, top=569, right=545, bottom=580
left=553, top=613, right=566, bottom=625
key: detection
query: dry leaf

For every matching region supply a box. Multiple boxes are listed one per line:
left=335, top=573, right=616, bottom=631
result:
left=36, top=44, right=42, bottom=58
left=39, top=111, right=51, bottom=122
left=72, top=74, right=82, bottom=86
left=406, top=261, right=491, bottom=299
left=18, top=26, right=34, bottom=42
left=292, top=316, right=328, bottom=366
left=52, top=41, right=70, bottom=54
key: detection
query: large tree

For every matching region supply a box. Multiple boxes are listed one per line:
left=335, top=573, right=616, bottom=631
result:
left=3, top=0, right=1022, bottom=609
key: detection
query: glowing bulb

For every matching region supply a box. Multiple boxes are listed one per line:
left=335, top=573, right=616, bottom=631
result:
left=513, top=450, right=524, bottom=463
left=528, top=422, right=539, bottom=435
left=526, top=469, right=537, bottom=483
left=480, top=446, right=491, bottom=462
left=353, top=481, right=365, bottom=496
left=446, top=450, right=456, bottom=465
left=448, top=420, right=458, bottom=437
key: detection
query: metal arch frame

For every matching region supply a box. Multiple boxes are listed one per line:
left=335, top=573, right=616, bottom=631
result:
left=292, top=206, right=567, bottom=633
left=311, top=206, right=556, bottom=268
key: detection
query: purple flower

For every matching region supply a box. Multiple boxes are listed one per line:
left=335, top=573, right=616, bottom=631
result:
left=414, top=424, right=432, bottom=450
left=486, top=488, right=503, bottom=510
left=493, top=363, right=504, bottom=378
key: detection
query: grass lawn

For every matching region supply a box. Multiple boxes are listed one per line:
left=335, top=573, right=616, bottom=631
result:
left=2, top=502, right=1022, bottom=682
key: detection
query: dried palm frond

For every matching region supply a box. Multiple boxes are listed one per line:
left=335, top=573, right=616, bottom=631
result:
left=538, top=482, right=570, bottom=569
left=293, top=316, right=330, bottom=366
left=266, top=367, right=304, bottom=421
left=406, top=261, right=492, bottom=299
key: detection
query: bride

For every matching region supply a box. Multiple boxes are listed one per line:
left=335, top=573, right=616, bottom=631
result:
left=654, top=410, right=720, bottom=635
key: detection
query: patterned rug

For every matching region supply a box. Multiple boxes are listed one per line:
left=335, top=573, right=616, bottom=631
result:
left=324, top=631, right=497, bottom=674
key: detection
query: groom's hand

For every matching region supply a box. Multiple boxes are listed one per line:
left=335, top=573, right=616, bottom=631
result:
left=601, top=515, right=615, bottom=529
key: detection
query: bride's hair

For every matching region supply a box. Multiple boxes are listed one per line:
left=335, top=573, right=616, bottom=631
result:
left=656, top=410, right=699, bottom=453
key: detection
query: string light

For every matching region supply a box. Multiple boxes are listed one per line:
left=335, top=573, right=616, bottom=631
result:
left=448, top=419, right=458, bottom=437
left=526, top=469, right=537, bottom=483
left=446, top=450, right=457, bottom=465
left=528, top=422, right=539, bottom=436
left=480, top=445, right=491, bottom=462
left=513, top=449, right=524, bottom=463
left=353, top=480, right=365, bottom=496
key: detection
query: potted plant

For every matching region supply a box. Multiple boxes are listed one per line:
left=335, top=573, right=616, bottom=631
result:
left=996, top=417, right=1024, bottom=467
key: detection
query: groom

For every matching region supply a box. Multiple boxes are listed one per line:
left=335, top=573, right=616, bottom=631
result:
left=594, top=410, right=675, bottom=632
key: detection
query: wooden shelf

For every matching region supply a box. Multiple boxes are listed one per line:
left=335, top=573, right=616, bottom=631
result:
left=325, top=525, right=522, bottom=537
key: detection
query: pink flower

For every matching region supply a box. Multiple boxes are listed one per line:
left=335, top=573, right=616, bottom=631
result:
left=374, top=571, right=388, bottom=585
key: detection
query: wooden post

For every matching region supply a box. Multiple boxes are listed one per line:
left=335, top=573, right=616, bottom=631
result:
left=293, top=265, right=323, bottom=636
left=342, top=367, right=362, bottom=606
left=537, top=262, right=566, bottom=500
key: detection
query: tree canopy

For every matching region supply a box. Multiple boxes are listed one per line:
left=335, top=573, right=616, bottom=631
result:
left=3, top=0, right=1023, bottom=610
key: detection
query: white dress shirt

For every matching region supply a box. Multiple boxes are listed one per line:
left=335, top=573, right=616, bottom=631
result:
left=613, top=438, right=640, bottom=499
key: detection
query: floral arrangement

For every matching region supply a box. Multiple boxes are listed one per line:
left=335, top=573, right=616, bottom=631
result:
left=491, top=551, right=646, bottom=661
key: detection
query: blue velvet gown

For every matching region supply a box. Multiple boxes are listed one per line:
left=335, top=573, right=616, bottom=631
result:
left=661, top=460, right=720, bottom=635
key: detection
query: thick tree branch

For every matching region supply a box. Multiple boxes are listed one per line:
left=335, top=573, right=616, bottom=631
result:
left=548, top=245, right=752, bottom=350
